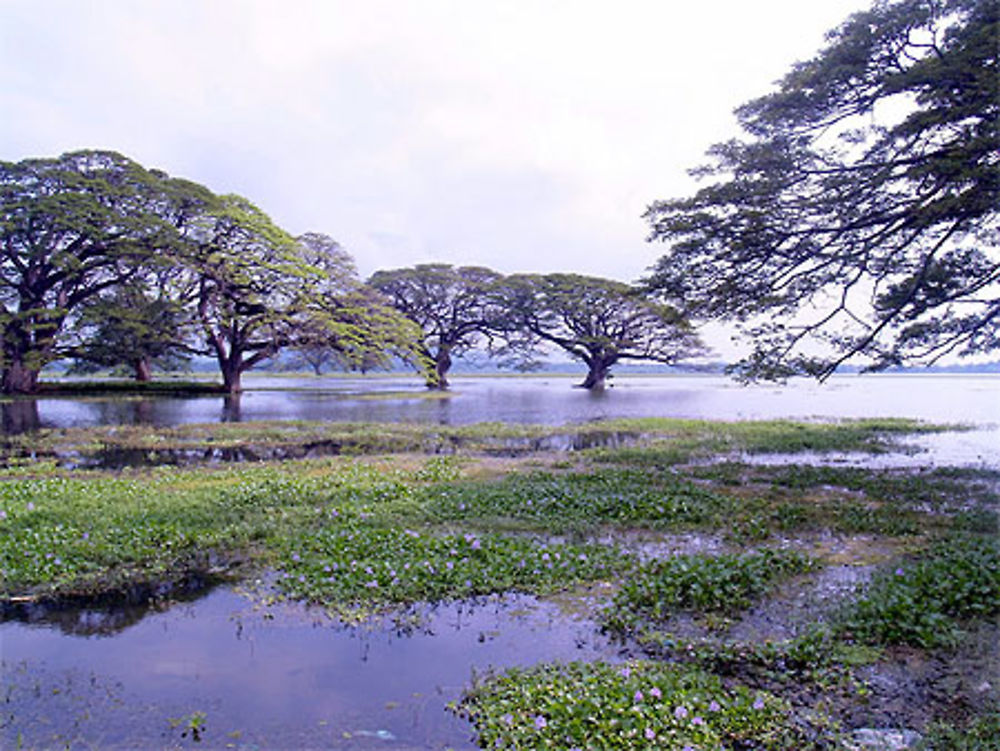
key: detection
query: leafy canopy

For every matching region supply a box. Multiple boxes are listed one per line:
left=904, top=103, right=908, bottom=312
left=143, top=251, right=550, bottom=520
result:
left=645, top=0, right=998, bottom=379
left=502, top=273, right=704, bottom=388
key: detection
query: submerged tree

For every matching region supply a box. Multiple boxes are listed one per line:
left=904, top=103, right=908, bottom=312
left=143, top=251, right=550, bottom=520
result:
left=501, top=273, right=704, bottom=389
left=368, top=264, right=508, bottom=388
left=644, top=0, right=998, bottom=379
left=0, top=150, right=198, bottom=393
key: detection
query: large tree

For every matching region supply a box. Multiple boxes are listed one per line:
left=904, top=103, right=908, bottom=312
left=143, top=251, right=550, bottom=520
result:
left=0, top=150, right=197, bottom=393
left=67, top=281, right=192, bottom=381
left=368, top=264, right=508, bottom=388
left=179, top=199, right=336, bottom=394
left=501, top=273, right=704, bottom=389
left=290, top=234, right=426, bottom=378
left=644, top=0, right=998, bottom=379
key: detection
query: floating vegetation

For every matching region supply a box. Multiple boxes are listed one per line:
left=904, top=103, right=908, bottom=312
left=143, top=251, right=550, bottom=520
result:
left=838, top=534, right=1000, bottom=648
left=456, top=660, right=805, bottom=750
left=602, top=550, right=819, bottom=638
left=274, top=511, right=629, bottom=617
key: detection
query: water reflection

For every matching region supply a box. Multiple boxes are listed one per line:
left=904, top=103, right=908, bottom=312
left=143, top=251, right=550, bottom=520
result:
left=2, top=585, right=620, bottom=750
left=1, top=400, right=41, bottom=433
left=10, top=374, right=997, bottom=434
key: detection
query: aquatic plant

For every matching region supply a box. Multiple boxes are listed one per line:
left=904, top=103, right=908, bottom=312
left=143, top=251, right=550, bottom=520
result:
left=456, top=660, right=806, bottom=750
left=838, top=534, right=1000, bottom=648
left=421, top=468, right=732, bottom=532
left=274, top=511, right=629, bottom=615
left=603, top=550, right=819, bottom=638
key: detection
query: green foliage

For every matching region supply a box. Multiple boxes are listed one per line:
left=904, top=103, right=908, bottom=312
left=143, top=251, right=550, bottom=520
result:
left=368, top=263, right=509, bottom=387
left=0, top=150, right=207, bottom=393
left=645, top=0, right=999, bottom=377
left=274, top=512, right=627, bottom=616
left=590, top=417, right=947, bottom=464
left=499, top=273, right=704, bottom=388
left=68, top=282, right=192, bottom=380
left=839, top=535, right=1000, bottom=648
left=919, top=711, right=1000, bottom=751
left=457, top=660, right=805, bottom=750
left=603, top=550, right=818, bottom=636
left=421, top=468, right=731, bottom=532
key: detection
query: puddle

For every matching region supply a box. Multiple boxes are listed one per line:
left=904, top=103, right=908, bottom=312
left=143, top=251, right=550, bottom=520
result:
left=738, top=426, right=1000, bottom=471
left=1, top=584, right=621, bottom=750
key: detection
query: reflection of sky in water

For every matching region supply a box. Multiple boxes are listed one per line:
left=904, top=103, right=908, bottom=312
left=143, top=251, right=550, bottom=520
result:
left=3, top=588, right=617, bottom=749
left=12, top=374, right=997, bottom=467
left=16, top=373, right=1000, bottom=429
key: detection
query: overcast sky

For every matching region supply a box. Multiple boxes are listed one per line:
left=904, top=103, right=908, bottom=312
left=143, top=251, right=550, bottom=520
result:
left=2, top=0, right=870, bottom=284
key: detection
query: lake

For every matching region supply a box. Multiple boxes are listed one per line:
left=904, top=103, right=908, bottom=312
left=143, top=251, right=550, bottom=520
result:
left=7, top=373, right=998, bottom=467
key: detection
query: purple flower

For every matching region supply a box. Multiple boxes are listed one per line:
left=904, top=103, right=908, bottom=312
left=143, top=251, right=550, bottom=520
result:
left=895, top=567, right=905, bottom=576
left=619, top=666, right=631, bottom=678
left=753, top=696, right=766, bottom=711
left=291, top=552, right=300, bottom=562
left=634, top=690, right=644, bottom=703
left=692, top=716, right=704, bottom=726
left=81, top=532, right=89, bottom=541
left=0, top=510, right=7, bottom=520
left=501, top=713, right=514, bottom=726
left=534, top=715, right=547, bottom=730
left=708, top=700, right=721, bottom=712
left=650, top=687, right=662, bottom=700
left=674, top=705, right=689, bottom=719
left=645, top=728, right=656, bottom=740
left=26, top=502, right=35, bottom=511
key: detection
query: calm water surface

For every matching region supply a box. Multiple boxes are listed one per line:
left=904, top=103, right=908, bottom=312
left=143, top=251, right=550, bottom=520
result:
left=3, top=588, right=618, bottom=750
left=7, top=372, right=1000, bottom=428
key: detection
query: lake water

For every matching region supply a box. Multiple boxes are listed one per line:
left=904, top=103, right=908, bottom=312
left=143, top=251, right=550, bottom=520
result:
left=8, top=372, right=1000, bottom=426
left=3, top=587, right=619, bottom=750
left=7, top=373, right=998, bottom=468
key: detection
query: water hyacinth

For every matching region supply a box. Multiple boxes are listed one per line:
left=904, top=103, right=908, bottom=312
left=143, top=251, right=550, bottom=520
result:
left=457, top=660, right=798, bottom=750
left=274, top=516, right=628, bottom=613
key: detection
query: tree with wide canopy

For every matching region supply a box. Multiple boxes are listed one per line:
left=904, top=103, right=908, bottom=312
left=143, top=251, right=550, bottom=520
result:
left=0, top=150, right=199, bottom=393
left=501, top=273, right=704, bottom=389
left=644, top=0, right=998, bottom=379
left=1, top=150, right=428, bottom=393
left=368, top=264, right=508, bottom=388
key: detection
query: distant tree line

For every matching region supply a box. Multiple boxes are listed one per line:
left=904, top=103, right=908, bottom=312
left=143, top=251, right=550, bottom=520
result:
left=0, top=151, right=700, bottom=394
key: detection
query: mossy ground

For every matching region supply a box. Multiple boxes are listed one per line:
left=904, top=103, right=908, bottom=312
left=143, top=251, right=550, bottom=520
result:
left=1, top=418, right=997, bottom=748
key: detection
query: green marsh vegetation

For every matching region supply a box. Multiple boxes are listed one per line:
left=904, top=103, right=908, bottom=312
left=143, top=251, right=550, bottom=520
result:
left=2, top=417, right=998, bottom=748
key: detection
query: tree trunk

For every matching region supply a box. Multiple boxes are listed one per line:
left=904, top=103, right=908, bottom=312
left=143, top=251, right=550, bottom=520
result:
left=217, top=356, right=243, bottom=395
left=1, top=359, right=40, bottom=395
left=427, top=347, right=452, bottom=389
left=578, top=358, right=612, bottom=390
left=134, top=357, right=153, bottom=382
